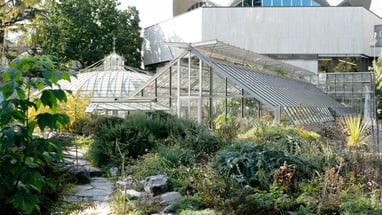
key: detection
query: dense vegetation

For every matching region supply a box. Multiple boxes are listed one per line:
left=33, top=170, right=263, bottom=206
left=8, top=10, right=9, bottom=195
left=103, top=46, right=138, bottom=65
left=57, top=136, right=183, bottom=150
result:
left=76, top=112, right=382, bottom=215
left=0, top=56, right=72, bottom=214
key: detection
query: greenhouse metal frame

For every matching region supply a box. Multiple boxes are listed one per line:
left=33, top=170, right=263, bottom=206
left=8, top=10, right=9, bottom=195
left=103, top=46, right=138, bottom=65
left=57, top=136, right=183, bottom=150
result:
left=122, top=40, right=354, bottom=126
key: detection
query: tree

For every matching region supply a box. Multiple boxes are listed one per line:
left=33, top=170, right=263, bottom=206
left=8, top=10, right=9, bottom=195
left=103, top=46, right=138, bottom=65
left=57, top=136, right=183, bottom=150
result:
left=0, top=0, right=42, bottom=59
left=0, top=55, right=72, bottom=214
left=35, top=0, right=143, bottom=68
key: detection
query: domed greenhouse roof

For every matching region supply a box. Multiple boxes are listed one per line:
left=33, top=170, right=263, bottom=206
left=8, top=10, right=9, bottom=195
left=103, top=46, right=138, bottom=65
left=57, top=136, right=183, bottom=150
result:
left=59, top=52, right=151, bottom=100
left=58, top=52, right=155, bottom=115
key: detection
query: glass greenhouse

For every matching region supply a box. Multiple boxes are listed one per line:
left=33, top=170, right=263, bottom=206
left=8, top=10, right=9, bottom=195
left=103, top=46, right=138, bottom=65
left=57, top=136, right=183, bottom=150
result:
left=124, top=40, right=354, bottom=126
left=58, top=52, right=155, bottom=117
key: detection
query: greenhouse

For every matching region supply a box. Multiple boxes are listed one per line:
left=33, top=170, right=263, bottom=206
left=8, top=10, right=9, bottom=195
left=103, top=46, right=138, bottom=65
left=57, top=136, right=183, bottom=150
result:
left=58, top=51, right=156, bottom=117
left=124, top=40, right=355, bottom=126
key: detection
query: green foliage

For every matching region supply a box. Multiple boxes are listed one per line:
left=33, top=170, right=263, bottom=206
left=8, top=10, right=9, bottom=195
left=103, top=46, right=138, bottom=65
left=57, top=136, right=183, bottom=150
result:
left=87, top=112, right=221, bottom=168
left=173, top=164, right=234, bottom=210
left=215, top=142, right=315, bottom=189
left=214, top=114, right=239, bottom=143
left=129, top=153, right=172, bottom=182
left=233, top=184, right=304, bottom=215
left=155, top=144, right=195, bottom=167
left=0, top=0, right=43, bottom=61
left=36, top=0, right=143, bottom=68
left=172, top=196, right=205, bottom=213
left=0, top=56, right=72, bottom=214
left=71, top=114, right=100, bottom=136
left=375, top=52, right=382, bottom=119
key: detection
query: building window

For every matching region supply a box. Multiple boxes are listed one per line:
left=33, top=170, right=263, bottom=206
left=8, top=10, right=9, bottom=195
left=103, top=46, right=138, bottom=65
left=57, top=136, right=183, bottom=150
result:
left=273, top=0, right=282, bottom=6
left=282, top=0, right=292, bottom=6
left=236, top=0, right=320, bottom=7
left=263, top=0, right=272, bottom=6
left=187, top=1, right=208, bottom=12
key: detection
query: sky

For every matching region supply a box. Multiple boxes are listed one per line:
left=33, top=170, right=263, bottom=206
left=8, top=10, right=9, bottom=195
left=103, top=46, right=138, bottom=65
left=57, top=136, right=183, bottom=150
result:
left=119, top=0, right=382, bottom=28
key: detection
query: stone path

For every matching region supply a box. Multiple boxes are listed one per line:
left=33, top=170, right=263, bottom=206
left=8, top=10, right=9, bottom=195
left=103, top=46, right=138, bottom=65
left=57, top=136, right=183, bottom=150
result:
left=63, top=146, right=115, bottom=215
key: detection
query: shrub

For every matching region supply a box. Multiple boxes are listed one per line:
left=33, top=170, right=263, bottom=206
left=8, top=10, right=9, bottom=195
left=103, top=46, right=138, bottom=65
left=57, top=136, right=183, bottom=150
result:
left=129, top=153, right=173, bottom=182
left=172, top=163, right=236, bottom=211
left=214, top=114, right=239, bottom=143
left=215, top=142, right=315, bottom=188
left=0, top=56, right=72, bottom=214
left=171, top=196, right=205, bottom=213
left=155, top=144, right=195, bottom=167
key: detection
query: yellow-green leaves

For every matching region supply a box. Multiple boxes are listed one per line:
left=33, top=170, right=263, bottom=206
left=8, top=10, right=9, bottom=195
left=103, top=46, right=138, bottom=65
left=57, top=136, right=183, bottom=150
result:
left=340, top=115, right=370, bottom=149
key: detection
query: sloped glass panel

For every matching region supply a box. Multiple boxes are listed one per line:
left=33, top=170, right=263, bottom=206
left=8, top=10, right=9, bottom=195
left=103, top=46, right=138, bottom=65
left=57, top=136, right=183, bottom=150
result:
left=190, top=67, right=200, bottom=96
left=156, top=70, right=171, bottom=96
left=226, top=81, right=242, bottom=96
left=212, top=72, right=227, bottom=96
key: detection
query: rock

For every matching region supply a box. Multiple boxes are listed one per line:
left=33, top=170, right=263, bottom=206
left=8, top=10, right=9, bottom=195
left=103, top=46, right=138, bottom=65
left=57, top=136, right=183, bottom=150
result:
left=86, top=166, right=103, bottom=177
left=110, top=167, right=119, bottom=177
left=116, top=180, right=128, bottom=188
left=160, top=192, right=182, bottom=204
left=69, top=167, right=91, bottom=185
left=163, top=205, right=173, bottom=213
left=144, top=175, right=169, bottom=196
left=121, top=189, right=142, bottom=199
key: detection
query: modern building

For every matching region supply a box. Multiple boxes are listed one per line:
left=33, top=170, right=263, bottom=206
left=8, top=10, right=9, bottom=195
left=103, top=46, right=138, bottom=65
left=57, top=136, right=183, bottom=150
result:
left=143, top=0, right=381, bottom=74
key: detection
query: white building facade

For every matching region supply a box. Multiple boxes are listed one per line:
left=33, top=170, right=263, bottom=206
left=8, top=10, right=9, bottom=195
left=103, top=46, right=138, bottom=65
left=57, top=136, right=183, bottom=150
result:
left=143, top=0, right=382, bottom=74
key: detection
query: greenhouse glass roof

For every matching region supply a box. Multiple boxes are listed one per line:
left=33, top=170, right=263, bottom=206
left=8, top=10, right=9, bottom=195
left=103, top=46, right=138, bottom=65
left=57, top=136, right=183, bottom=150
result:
left=58, top=52, right=152, bottom=113
left=122, top=40, right=355, bottom=125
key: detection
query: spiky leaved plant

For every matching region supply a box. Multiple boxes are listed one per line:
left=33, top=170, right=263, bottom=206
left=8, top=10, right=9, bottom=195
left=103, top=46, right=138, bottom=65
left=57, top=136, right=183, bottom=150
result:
left=340, top=115, right=370, bottom=149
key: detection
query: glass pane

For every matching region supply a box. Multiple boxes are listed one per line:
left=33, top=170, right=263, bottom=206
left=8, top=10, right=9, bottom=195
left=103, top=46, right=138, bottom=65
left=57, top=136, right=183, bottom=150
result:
left=212, top=72, right=226, bottom=96
left=273, top=0, right=282, bottom=6
left=292, top=0, right=301, bottom=6
left=302, top=0, right=311, bottom=6
left=190, top=68, right=200, bottom=96
left=180, top=66, right=189, bottom=95
left=227, top=98, right=242, bottom=116
left=282, top=0, right=291, bottom=6
left=263, top=0, right=272, bottom=6
left=202, top=67, right=211, bottom=96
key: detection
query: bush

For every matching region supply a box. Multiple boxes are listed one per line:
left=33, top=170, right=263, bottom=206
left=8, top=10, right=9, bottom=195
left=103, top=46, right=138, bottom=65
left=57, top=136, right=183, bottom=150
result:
left=87, top=112, right=223, bottom=169
left=0, top=56, right=72, bottom=214
left=215, top=142, right=315, bottom=189
left=129, top=153, right=173, bottom=182
left=172, top=196, right=205, bottom=213
left=155, top=144, right=195, bottom=167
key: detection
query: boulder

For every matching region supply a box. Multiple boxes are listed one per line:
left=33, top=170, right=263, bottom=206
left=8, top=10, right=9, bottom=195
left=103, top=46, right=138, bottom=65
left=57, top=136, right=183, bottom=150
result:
left=144, top=175, right=169, bottom=196
left=160, top=191, right=182, bottom=204
left=121, top=189, right=142, bottom=199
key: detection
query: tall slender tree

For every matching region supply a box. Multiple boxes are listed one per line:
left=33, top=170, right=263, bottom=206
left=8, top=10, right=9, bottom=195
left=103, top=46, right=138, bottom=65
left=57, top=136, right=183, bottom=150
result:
left=35, top=0, right=143, bottom=68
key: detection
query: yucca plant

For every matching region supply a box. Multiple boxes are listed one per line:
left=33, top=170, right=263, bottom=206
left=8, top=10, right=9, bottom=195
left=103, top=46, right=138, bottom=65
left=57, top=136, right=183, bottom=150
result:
left=339, top=115, right=370, bottom=149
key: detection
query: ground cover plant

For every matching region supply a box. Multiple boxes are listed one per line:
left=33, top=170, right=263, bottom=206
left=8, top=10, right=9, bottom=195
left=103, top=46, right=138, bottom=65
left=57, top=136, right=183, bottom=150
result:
left=82, top=113, right=382, bottom=214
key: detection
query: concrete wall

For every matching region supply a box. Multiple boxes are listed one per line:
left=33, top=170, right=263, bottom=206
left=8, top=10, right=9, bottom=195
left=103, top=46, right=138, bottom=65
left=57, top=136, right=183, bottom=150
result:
left=143, top=6, right=382, bottom=72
